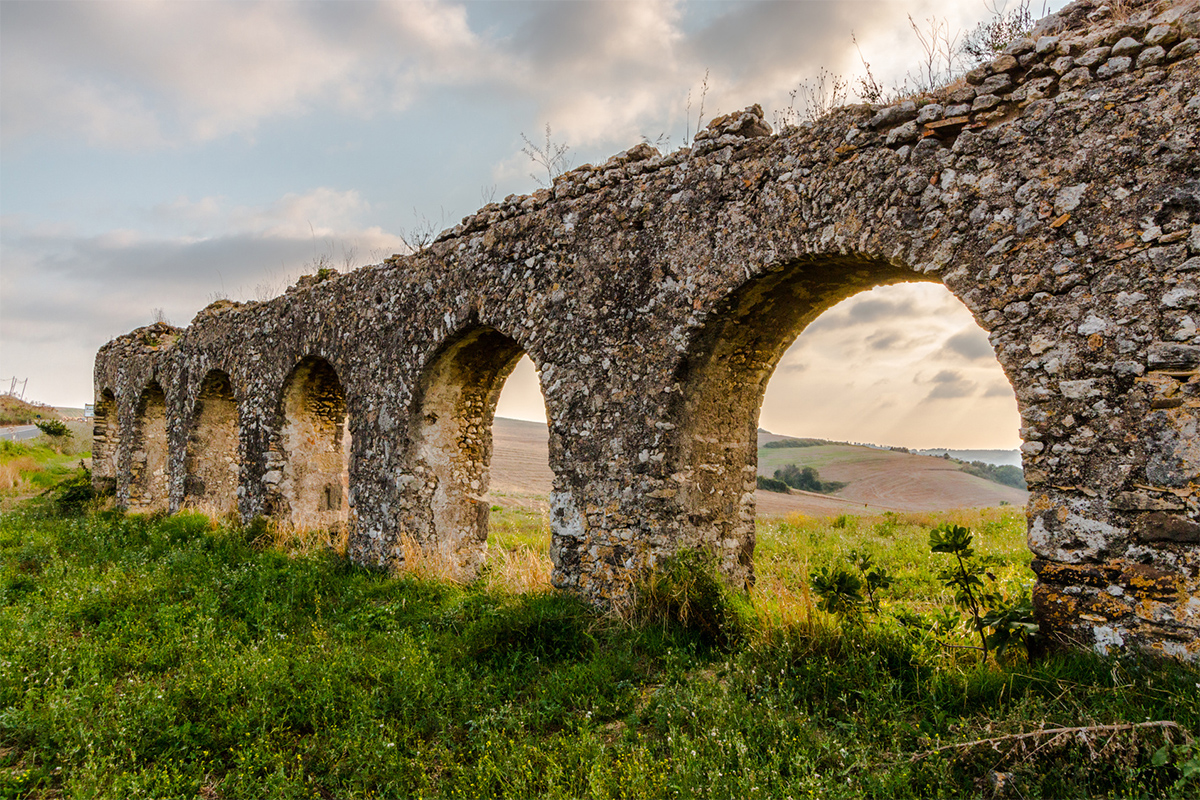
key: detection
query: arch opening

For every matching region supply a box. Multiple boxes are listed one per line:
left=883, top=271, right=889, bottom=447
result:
left=92, top=389, right=119, bottom=496
left=411, top=326, right=531, bottom=578
left=184, top=370, right=241, bottom=515
left=273, top=357, right=351, bottom=534
left=129, top=381, right=168, bottom=512
left=670, top=256, right=1024, bottom=587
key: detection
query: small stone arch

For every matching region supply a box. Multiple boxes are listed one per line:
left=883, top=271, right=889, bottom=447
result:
left=269, top=356, right=351, bottom=533
left=92, top=388, right=119, bottom=496
left=129, top=380, right=169, bottom=512
left=410, top=324, right=530, bottom=577
left=184, top=369, right=240, bottom=515
left=667, top=255, right=998, bottom=586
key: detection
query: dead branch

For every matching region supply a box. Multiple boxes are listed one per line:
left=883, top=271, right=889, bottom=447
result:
left=909, top=720, right=1192, bottom=763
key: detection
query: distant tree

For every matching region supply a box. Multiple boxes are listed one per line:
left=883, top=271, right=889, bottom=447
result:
left=775, top=464, right=826, bottom=493
left=757, top=475, right=790, bottom=493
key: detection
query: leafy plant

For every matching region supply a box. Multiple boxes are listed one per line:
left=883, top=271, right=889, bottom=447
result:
left=930, top=522, right=991, bottom=655
left=930, top=523, right=1037, bottom=661
left=848, top=549, right=893, bottom=613
left=809, top=565, right=863, bottom=621
left=1154, top=738, right=1200, bottom=792
left=34, top=420, right=71, bottom=438
left=980, top=595, right=1038, bottom=661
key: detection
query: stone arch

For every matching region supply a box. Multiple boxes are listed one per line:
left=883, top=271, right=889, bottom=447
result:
left=92, top=388, right=119, bottom=496
left=667, top=255, right=1001, bottom=586
left=410, top=324, right=530, bottom=576
left=270, top=356, right=351, bottom=532
left=129, top=380, right=169, bottom=512
left=184, top=369, right=240, bottom=515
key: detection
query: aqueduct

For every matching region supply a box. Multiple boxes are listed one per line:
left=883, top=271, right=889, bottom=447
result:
left=95, top=0, right=1200, bottom=660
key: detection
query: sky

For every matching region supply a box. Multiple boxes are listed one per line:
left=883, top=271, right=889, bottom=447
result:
left=1, top=0, right=1060, bottom=448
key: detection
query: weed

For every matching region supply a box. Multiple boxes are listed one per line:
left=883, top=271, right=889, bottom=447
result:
left=684, top=69, right=710, bottom=146
left=521, top=123, right=572, bottom=187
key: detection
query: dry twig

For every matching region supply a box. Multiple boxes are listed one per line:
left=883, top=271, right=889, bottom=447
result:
left=909, top=720, right=1192, bottom=763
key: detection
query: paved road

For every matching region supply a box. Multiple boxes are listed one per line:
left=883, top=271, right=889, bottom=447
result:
left=0, top=425, right=40, bottom=442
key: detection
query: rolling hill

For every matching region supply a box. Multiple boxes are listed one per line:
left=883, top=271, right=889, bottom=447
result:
left=487, top=418, right=1027, bottom=517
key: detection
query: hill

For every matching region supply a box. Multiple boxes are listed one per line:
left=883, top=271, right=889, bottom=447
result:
left=487, top=418, right=1027, bottom=516
left=0, top=395, right=61, bottom=426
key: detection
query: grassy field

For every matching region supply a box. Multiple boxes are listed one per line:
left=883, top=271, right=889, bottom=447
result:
left=2, top=445, right=1198, bottom=798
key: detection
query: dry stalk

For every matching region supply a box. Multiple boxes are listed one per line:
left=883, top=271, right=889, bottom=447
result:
left=179, top=499, right=238, bottom=528
left=909, top=720, right=1192, bottom=764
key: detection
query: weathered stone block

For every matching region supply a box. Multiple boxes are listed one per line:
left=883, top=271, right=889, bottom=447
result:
left=1136, top=512, right=1200, bottom=543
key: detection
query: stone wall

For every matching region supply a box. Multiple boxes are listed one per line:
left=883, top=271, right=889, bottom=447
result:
left=183, top=370, right=240, bottom=515
left=95, top=0, right=1200, bottom=660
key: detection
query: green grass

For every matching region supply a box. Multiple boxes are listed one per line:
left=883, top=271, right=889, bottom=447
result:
left=1, top=480, right=1197, bottom=798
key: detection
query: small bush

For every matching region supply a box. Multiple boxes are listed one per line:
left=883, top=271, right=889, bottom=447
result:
left=48, top=467, right=95, bottom=515
left=632, top=548, right=756, bottom=650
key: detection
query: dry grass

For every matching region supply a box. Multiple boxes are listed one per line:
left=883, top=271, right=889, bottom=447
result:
left=0, top=456, right=41, bottom=491
left=397, top=533, right=470, bottom=584
left=262, top=514, right=350, bottom=557
left=179, top=499, right=239, bottom=525
left=484, top=540, right=553, bottom=593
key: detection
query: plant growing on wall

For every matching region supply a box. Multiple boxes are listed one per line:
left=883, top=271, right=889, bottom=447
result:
left=521, top=123, right=572, bottom=187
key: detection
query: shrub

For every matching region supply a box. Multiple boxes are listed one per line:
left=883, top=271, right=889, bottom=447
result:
left=48, top=467, right=95, bottom=515
left=633, top=548, right=756, bottom=650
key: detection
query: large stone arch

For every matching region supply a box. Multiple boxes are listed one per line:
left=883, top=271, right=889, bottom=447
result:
left=183, top=369, right=240, bottom=515
left=409, top=324, right=533, bottom=577
left=268, top=356, right=351, bottom=533
left=666, top=256, right=938, bottom=586
left=128, top=380, right=168, bottom=513
left=92, top=388, right=119, bottom=496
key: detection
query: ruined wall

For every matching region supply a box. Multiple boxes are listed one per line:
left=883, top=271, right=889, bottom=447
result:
left=95, top=0, right=1200, bottom=660
left=183, top=370, right=240, bottom=515
left=128, top=382, right=168, bottom=513
left=269, top=357, right=351, bottom=533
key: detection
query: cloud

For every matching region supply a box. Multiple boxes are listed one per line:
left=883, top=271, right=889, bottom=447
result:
left=2, top=0, right=993, bottom=153
left=1, top=0, right=499, bottom=148
left=940, top=326, right=994, bottom=361
left=0, top=191, right=405, bottom=404
left=867, top=330, right=909, bottom=351
left=983, top=381, right=1015, bottom=398
left=922, top=369, right=978, bottom=400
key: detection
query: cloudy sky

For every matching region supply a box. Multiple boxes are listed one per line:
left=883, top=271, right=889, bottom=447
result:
left=1, top=0, right=1057, bottom=448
